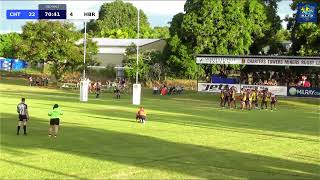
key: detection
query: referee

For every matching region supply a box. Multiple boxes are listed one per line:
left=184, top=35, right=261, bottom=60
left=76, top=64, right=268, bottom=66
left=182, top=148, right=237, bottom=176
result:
left=48, top=104, right=63, bottom=138
left=17, top=98, right=29, bottom=135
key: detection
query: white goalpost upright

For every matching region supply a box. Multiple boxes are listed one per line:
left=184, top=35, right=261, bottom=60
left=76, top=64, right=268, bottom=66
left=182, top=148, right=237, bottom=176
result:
left=80, top=21, right=89, bottom=102
left=68, top=10, right=98, bottom=102
left=133, top=8, right=141, bottom=105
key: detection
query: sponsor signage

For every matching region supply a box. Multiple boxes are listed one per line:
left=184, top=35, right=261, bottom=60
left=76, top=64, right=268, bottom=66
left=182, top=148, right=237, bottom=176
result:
left=198, top=83, right=287, bottom=96
left=297, top=3, right=318, bottom=23
left=196, top=57, right=320, bottom=67
left=198, top=83, right=240, bottom=93
left=287, top=86, right=320, bottom=98
left=240, top=85, right=287, bottom=96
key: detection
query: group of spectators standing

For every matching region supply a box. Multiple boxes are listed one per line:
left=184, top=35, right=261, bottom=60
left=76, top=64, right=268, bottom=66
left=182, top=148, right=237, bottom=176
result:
left=28, top=76, right=49, bottom=86
left=240, top=70, right=319, bottom=87
left=153, top=85, right=184, bottom=95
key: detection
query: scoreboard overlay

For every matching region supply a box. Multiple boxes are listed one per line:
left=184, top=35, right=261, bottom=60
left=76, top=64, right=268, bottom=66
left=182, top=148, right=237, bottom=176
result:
left=6, top=4, right=98, bottom=20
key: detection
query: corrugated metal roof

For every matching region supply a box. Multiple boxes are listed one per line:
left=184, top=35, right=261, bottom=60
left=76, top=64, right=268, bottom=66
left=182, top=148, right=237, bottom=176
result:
left=98, top=47, right=126, bottom=54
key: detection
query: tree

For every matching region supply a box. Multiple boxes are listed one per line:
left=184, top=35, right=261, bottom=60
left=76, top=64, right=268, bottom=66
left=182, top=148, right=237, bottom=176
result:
left=123, top=44, right=166, bottom=81
left=18, top=21, right=98, bottom=80
left=86, top=0, right=153, bottom=38
left=267, top=29, right=291, bottom=55
left=183, top=0, right=268, bottom=55
left=166, top=0, right=269, bottom=78
left=166, top=35, right=197, bottom=79
left=287, top=0, right=320, bottom=56
left=250, top=0, right=282, bottom=54
left=0, top=32, right=22, bottom=58
left=152, top=26, right=170, bottom=39
left=169, top=13, right=184, bottom=38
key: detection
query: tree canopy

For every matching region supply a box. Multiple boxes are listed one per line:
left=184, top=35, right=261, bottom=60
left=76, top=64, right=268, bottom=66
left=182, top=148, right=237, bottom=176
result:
left=287, top=0, right=320, bottom=56
left=86, top=0, right=153, bottom=38
left=18, top=20, right=98, bottom=80
left=165, top=0, right=270, bottom=78
left=0, top=32, right=22, bottom=58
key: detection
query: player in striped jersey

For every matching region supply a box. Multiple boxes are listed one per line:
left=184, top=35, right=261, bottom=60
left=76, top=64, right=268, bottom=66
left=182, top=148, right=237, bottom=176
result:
left=17, top=98, right=29, bottom=135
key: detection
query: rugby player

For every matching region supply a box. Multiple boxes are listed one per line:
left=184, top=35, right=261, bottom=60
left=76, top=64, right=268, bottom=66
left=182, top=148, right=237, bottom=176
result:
left=229, top=87, right=236, bottom=109
left=17, top=98, right=29, bottom=135
left=136, top=107, right=147, bottom=124
left=270, top=92, right=277, bottom=110
left=260, top=89, right=268, bottom=110
left=220, top=89, right=225, bottom=107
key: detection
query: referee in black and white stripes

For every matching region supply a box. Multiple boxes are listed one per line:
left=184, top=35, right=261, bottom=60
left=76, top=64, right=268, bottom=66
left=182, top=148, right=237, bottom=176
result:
left=17, top=98, right=29, bottom=135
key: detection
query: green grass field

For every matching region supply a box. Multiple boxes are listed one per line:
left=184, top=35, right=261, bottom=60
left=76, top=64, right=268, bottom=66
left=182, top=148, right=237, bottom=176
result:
left=0, top=78, right=319, bottom=179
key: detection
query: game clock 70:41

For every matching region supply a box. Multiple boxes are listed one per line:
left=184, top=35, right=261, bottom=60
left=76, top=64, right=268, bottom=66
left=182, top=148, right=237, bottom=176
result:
left=39, top=10, right=66, bottom=19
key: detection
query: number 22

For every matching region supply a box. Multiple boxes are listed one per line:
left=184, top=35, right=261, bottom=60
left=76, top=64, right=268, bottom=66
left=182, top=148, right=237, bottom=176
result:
left=29, top=12, right=35, bottom=16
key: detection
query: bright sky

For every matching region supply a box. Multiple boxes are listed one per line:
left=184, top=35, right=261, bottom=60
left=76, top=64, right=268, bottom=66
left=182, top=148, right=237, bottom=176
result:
left=0, top=0, right=293, bottom=34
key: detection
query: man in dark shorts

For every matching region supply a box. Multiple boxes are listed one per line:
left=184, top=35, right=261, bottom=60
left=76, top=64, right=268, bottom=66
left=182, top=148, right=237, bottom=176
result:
left=136, top=107, right=147, bottom=124
left=223, top=87, right=230, bottom=108
left=96, top=81, right=101, bottom=98
left=261, top=89, right=268, bottom=110
left=114, top=87, right=120, bottom=99
left=17, top=98, right=29, bottom=135
left=48, top=104, right=63, bottom=138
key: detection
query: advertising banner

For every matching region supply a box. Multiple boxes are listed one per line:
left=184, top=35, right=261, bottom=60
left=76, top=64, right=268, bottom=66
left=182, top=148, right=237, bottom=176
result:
left=198, top=83, right=240, bottom=93
left=198, top=83, right=287, bottom=96
left=287, top=86, right=320, bottom=98
left=240, top=85, right=287, bottom=96
left=196, top=56, right=320, bottom=67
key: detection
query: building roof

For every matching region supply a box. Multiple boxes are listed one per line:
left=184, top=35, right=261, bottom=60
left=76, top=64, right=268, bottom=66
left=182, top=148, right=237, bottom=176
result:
left=79, top=38, right=162, bottom=47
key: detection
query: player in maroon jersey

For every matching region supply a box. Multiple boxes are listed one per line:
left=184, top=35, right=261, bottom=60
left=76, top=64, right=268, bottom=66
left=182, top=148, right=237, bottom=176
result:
left=270, top=92, right=277, bottom=110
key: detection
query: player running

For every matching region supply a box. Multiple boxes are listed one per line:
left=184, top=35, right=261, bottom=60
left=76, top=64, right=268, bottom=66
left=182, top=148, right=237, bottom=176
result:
left=17, top=98, right=29, bottom=135
left=48, top=104, right=63, bottom=138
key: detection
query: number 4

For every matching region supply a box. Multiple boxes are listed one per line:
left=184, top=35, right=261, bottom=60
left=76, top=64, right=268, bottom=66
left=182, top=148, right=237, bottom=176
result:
left=70, top=12, right=73, bottom=16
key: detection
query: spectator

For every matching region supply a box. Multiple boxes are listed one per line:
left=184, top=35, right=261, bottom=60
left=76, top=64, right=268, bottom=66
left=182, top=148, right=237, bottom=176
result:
left=161, top=85, right=168, bottom=96
left=153, top=85, right=159, bottom=95
left=256, top=79, right=263, bottom=85
left=176, top=86, right=183, bottom=94
left=28, top=76, right=33, bottom=86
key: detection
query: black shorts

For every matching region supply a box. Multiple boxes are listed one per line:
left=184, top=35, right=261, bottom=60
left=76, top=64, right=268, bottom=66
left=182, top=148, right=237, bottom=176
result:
left=271, top=101, right=276, bottom=104
left=230, top=98, right=235, bottom=101
left=136, top=115, right=146, bottom=120
left=19, top=115, right=28, bottom=121
left=50, top=118, right=60, bottom=125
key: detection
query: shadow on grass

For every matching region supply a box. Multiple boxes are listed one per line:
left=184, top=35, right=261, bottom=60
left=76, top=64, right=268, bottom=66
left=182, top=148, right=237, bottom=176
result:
left=1, top=113, right=319, bottom=179
left=2, top=88, right=319, bottom=138
left=1, top=159, right=88, bottom=180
